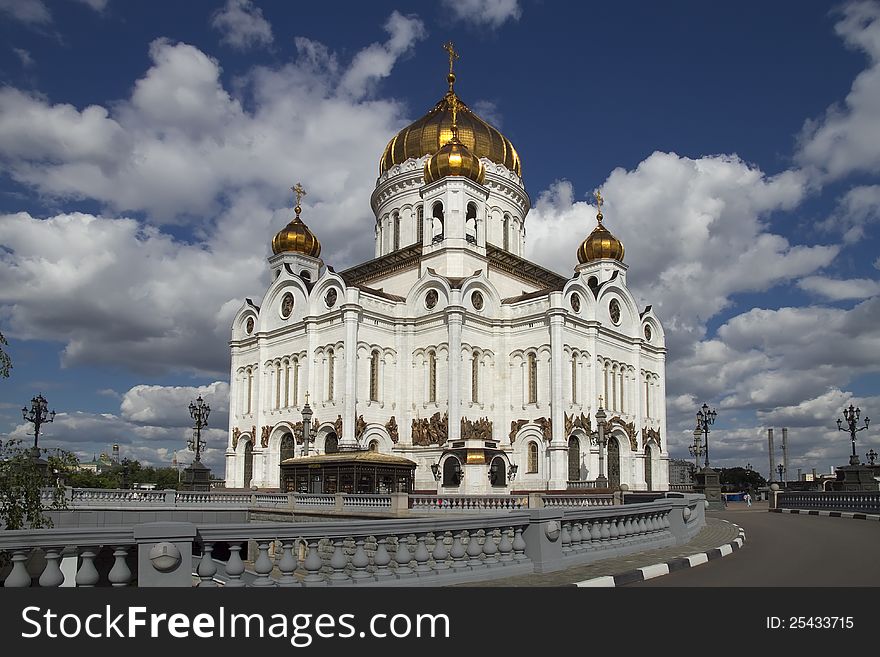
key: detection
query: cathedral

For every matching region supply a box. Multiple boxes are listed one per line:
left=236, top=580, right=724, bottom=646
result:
left=225, top=45, right=668, bottom=494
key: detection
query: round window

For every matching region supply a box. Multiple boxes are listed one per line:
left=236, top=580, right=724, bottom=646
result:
left=609, top=299, right=621, bottom=325
left=644, top=324, right=652, bottom=341
left=280, top=292, right=294, bottom=319
left=325, top=288, right=338, bottom=308
left=425, top=289, right=439, bottom=310
left=472, top=291, right=484, bottom=311
left=571, top=293, right=581, bottom=312
left=245, top=317, right=255, bottom=334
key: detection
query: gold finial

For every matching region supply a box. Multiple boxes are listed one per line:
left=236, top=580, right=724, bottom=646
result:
left=594, top=189, right=604, bottom=224
left=292, top=182, right=307, bottom=216
left=443, top=41, right=459, bottom=91
left=304, top=390, right=310, bottom=405
left=598, top=395, right=604, bottom=408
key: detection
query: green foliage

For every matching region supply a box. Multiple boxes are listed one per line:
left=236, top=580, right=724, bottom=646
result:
left=0, top=331, right=11, bottom=378
left=65, top=457, right=180, bottom=490
left=719, top=466, right=767, bottom=491
left=0, top=440, right=77, bottom=530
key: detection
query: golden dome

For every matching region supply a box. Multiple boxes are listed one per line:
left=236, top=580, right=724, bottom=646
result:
left=272, top=205, right=321, bottom=257
left=424, top=126, right=485, bottom=185
left=379, top=89, right=521, bottom=178
left=577, top=194, right=624, bottom=264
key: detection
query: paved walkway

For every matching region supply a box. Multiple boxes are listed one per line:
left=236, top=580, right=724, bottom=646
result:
left=458, top=513, right=742, bottom=587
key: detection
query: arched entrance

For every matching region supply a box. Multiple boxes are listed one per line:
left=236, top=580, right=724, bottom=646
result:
left=280, top=433, right=296, bottom=462
left=243, top=440, right=254, bottom=489
left=568, top=436, right=580, bottom=481
left=324, top=432, right=339, bottom=454
left=607, top=437, right=620, bottom=488
left=489, top=456, right=506, bottom=487
left=443, top=457, right=462, bottom=487
left=645, top=446, right=653, bottom=490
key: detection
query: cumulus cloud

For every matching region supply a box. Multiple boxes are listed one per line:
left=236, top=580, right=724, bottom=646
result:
left=822, top=184, right=880, bottom=243
left=798, top=275, right=880, bottom=300
left=76, top=0, right=109, bottom=11
left=442, top=0, right=522, bottom=29
left=210, top=0, right=273, bottom=50
left=0, top=0, right=50, bottom=24
left=797, top=1, right=880, bottom=181
left=120, top=382, right=229, bottom=429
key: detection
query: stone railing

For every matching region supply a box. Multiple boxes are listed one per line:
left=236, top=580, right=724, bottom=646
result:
left=669, top=483, right=694, bottom=492
left=775, top=491, right=880, bottom=514
left=409, top=494, right=529, bottom=511
left=541, top=494, right=614, bottom=508
left=0, top=495, right=705, bottom=587
left=566, top=480, right=608, bottom=490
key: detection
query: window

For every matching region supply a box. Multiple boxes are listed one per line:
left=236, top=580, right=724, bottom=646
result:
left=280, top=433, right=296, bottom=462
left=325, top=433, right=339, bottom=454
left=528, top=353, right=537, bottom=404
left=527, top=442, right=538, bottom=474
left=284, top=360, right=290, bottom=408
left=442, top=457, right=462, bottom=487
left=503, top=214, right=510, bottom=251
left=645, top=378, right=650, bottom=418
left=393, top=212, right=400, bottom=251
left=429, top=351, right=437, bottom=403
left=472, top=352, right=480, bottom=404
left=275, top=362, right=282, bottom=410
left=432, top=202, right=444, bottom=242
left=568, top=437, right=580, bottom=481
left=466, top=202, right=477, bottom=244
left=370, top=350, right=380, bottom=401
left=327, top=349, right=335, bottom=402
left=246, top=368, right=253, bottom=414
left=293, top=358, right=300, bottom=406
left=369, top=439, right=379, bottom=452
left=416, top=205, right=424, bottom=244
left=571, top=356, right=578, bottom=404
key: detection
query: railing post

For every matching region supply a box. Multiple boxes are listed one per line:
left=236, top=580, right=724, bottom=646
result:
left=521, top=509, right=564, bottom=573
left=164, top=489, right=176, bottom=506
left=133, top=522, right=197, bottom=587
left=390, top=493, right=409, bottom=515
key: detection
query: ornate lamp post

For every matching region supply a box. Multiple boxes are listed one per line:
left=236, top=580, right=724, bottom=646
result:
left=688, top=425, right=705, bottom=474
left=867, top=449, right=878, bottom=466
left=696, top=403, right=717, bottom=469
left=21, top=393, right=56, bottom=457
left=591, top=400, right=608, bottom=484
left=301, top=392, right=314, bottom=457
left=188, top=395, right=210, bottom=462
left=776, top=463, right=784, bottom=483
left=836, top=404, right=870, bottom=466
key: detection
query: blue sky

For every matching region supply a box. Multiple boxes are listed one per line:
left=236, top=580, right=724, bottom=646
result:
left=1, top=0, right=879, bottom=481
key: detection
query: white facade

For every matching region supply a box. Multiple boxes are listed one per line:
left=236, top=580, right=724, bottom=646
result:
left=225, top=94, right=669, bottom=495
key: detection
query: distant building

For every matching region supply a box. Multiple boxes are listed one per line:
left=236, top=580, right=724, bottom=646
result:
left=78, top=452, right=113, bottom=474
left=668, top=459, right=694, bottom=487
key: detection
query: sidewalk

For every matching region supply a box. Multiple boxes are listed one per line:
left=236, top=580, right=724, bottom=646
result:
left=456, top=515, right=743, bottom=587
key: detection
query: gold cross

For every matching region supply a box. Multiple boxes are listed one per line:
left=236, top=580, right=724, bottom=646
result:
left=304, top=390, right=310, bottom=405
left=598, top=395, right=604, bottom=407
left=292, top=182, right=307, bottom=208
left=443, top=41, right=459, bottom=74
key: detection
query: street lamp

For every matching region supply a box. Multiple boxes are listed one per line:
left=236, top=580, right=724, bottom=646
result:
left=507, top=463, right=518, bottom=481
left=591, top=399, right=608, bottom=484
left=688, top=425, right=705, bottom=474
left=836, top=404, right=870, bottom=466
left=430, top=462, right=441, bottom=481
left=188, top=395, right=210, bottom=462
left=696, top=403, right=717, bottom=469
left=776, top=463, right=784, bottom=483
left=21, top=393, right=56, bottom=457
left=301, top=391, right=314, bottom=457
left=867, top=449, right=877, bottom=466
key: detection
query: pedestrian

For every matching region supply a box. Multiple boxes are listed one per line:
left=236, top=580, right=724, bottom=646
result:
left=744, top=491, right=752, bottom=507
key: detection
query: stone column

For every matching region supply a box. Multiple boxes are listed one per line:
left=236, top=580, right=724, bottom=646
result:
left=341, top=293, right=359, bottom=449
left=446, top=300, right=463, bottom=443
left=548, top=302, right=567, bottom=490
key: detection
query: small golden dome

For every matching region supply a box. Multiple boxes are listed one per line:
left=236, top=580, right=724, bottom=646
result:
left=423, top=128, right=485, bottom=185
left=577, top=194, right=624, bottom=264
left=272, top=205, right=321, bottom=257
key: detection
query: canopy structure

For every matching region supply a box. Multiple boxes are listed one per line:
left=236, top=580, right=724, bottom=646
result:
left=280, top=451, right=416, bottom=494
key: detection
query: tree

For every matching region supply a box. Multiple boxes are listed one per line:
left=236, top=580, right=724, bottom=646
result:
left=0, top=331, right=11, bottom=378
left=0, top=440, right=77, bottom=530
left=719, top=467, right=767, bottom=491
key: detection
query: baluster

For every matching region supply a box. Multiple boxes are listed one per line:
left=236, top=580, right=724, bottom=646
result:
left=590, top=519, right=602, bottom=545
left=108, top=546, right=132, bottom=587
left=6, top=549, right=32, bottom=587
left=638, top=514, right=649, bottom=537
left=224, top=543, right=246, bottom=587
left=394, top=534, right=414, bottom=577
left=561, top=522, right=572, bottom=554
left=512, top=526, right=527, bottom=561
left=498, top=528, right=513, bottom=563
left=650, top=513, right=660, bottom=533
left=197, top=542, right=218, bottom=587
left=252, top=540, right=276, bottom=586
left=599, top=518, right=611, bottom=543
left=277, top=541, right=299, bottom=586
left=570, top=522, right=583, bottom=553
left=432, top=531, right=450, bottom=571
left=450, top=531, right=469, bottom=569
left=608, top=516, right=619, bottom=541
left=350, top=538, right=371, bottom=581
left=328, top=539, right=350, bottom=583
left=414, top=533, right=432, bottom=575
left=466, top=530, right=485, bottom=568
left=39, top=548, right=65, bottom=587
left=482, top=528, right=499, bottom=566
left=75, top=548, right=100, bottom=587
left=373, top=536, right=393, bottom=579
left=302, top=540, right=326, bottom=585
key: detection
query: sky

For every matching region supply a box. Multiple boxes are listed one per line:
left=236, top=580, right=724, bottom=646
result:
left=1, top=0, right=879, bottom=483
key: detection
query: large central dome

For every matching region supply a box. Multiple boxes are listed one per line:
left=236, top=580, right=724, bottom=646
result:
left=379, top=89, right=522, bottom=178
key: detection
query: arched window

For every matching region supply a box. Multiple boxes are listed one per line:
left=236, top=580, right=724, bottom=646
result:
left=327, top=349, right=335, bottom=402
left=503, top=213, right=510, bottom=251
left=619, top=368, right=625, bottom=414
left=393, top=211, right=400, bottom=251
left=489, top=456, right=506, bottom=487
left=568, top=437, right=580, bottom=481
left=442, top=457, right=462, bottom=487
left=246, top=368, right=253, bottom=415
left=416, top=205, right=424, bottom=245
left=280, top=433, right=296, bottom=463
left=471, top=351, right=480, bottom=404
left=429, top=351, right=437, bottom=403
left=465, top=202, right=477, bottom=244
left=275, top=361, right=282, bottom=410
left=324, top=433, right=339, bottom=454
left=527, top=441, right=538, bottom=474
left=284, top=359, right=290, bottom=408
left=243, top=440, right=254, bottom=488
left=370, top=350, right=380, bottom=401
left=645, top=445, right=653, bottom=491
left=528, top=353, right=537, bottom=404
left=571, top=355, right=578, bottom=404
left=432, top=202, right=444, bottom=242
left=645, top=377, right=650, bottom=418
left=369, top=439, right=379, bottom=452
left=293, top=358, right=300, bottom=406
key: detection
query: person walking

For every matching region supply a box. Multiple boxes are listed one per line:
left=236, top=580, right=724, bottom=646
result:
left=744, top=491, right=752, bottom=508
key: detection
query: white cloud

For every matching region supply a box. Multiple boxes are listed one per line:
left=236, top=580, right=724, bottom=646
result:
left=797, top=1, right=880, bottom=181
left=76, top=0, right=109, bottom=11
left=12, top=48, right=34, bottom=68
left=824, top=184, right=880, bottom=243
left=120, top=382, right=228, bottom=429
left=798, top=275, right=880, bottom=300
left=210, top=0, right=273, bottom=51
left=0, top=0, right=50, bottom=24
left=442, top=0, right=522, bottom=29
